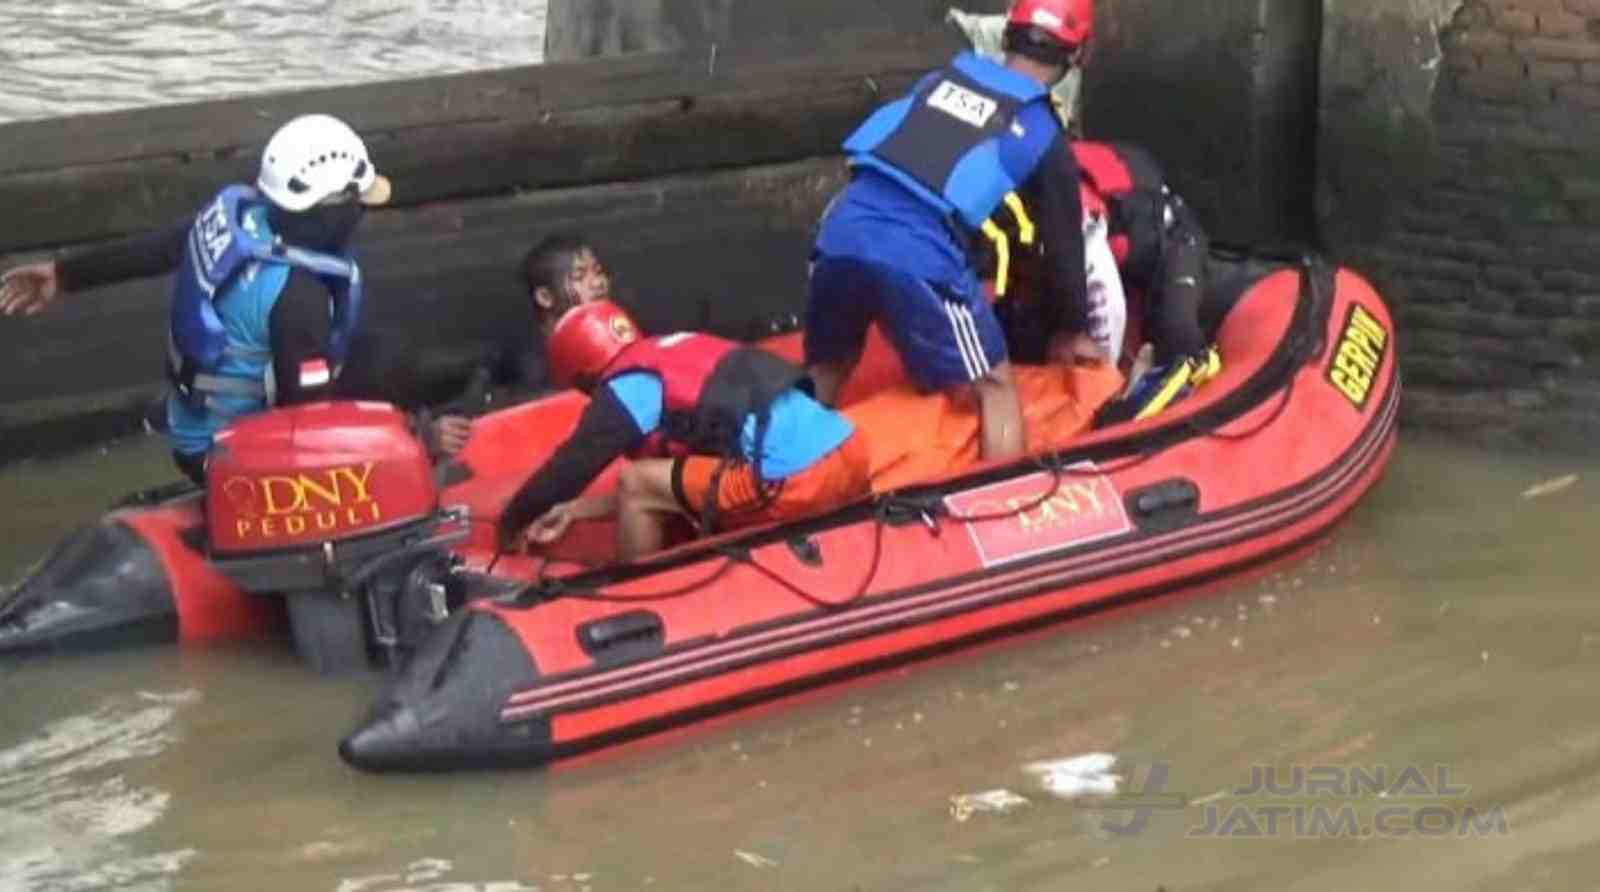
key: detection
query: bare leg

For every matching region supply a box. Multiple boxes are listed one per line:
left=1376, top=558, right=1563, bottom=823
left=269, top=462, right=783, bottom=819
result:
left=971, top=361, right=1024, bottom=461
left=807, top=352, right=860, bottom=408
left=615, top=460, right=686, bottom=560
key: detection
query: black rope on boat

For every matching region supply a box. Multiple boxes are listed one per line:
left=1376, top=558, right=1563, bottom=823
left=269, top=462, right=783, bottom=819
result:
left=736, top=502, right=889, bottom=610
left=502, top=498, right=896, bottom=611
left=515, top=545, right=744, bottom=606
left=466, top=516, right=510, bottom=576
left=1187, top=368, right=1298, bottom=442
left=936, top=455, right=1067, bottom=524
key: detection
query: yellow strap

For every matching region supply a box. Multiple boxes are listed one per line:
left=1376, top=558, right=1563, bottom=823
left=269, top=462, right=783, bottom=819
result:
left=1134, top=361, right=1195, bottom=421
left=1190, top=347, right=1223, bottom=387
left=982, top=219, right=1010, bottom=298
left=1003, top=192, right=1036, bottom=246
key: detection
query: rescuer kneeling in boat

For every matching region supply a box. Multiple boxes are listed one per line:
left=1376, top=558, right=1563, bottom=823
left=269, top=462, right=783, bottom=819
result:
left=496, top=300, right=872, bottom=561
left=939, top=10, right=1220, bottom=421
left=0, top=114, right=471, bottom=480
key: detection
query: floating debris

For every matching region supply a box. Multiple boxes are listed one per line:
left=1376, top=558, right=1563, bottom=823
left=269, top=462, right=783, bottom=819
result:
left=1091, top=856, right=1111, bottom=868
left=1522, top=474, right=1578, bottom=499
left=1189, top=789, right=1229, bottom=806
left=1258, top=594, right=1277, bottom=606
left=403, top=859, right=451, bottom=884
left=136, top=689, right=202, bottom=704
left=1024, top=753, right=1122, bottom=799
left=950, top=789, right=1031, bottom=822
left=734, top=850, right=779, bottom=869
left=293, top=840, right=371, bottom=862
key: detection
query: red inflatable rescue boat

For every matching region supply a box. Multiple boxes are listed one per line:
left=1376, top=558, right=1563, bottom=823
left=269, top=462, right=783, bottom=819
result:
left=335, top=254, right=1400, bottom=771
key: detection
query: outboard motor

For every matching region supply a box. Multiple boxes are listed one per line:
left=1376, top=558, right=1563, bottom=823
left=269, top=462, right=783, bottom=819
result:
left=205, top=403, right=469, bottom=672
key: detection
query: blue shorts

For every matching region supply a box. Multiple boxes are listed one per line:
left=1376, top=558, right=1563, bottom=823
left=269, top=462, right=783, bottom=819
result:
left=805, top=254, right=1007, bottom=391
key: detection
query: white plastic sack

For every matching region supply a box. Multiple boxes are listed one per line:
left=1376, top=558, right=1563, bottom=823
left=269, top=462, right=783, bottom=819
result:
left=1082, top=212, right=1127, bottom=365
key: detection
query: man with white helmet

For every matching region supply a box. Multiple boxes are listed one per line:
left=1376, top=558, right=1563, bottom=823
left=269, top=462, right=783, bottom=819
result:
left=0, top=114, right=465, bottom=481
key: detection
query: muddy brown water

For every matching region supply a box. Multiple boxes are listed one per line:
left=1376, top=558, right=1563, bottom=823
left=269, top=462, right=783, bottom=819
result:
left=2, top=430, right=1598, bottom=891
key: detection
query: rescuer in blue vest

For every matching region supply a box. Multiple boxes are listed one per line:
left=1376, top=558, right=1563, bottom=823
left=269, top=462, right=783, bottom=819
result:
left=1, top=115, right=470, bottom=481
left=806, top=0, right=1098, bottom=462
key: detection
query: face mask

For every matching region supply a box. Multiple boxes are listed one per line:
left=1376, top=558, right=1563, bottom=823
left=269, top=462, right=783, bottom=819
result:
left=268, top=201, right=366, bottom=253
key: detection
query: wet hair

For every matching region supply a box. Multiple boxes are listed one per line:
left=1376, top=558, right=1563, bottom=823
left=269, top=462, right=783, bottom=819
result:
left=521, top=232, right=590, bottom=327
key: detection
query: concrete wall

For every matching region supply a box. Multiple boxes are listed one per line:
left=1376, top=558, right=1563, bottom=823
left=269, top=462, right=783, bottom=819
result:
left=1084, top=0, right=1323, bottom=246
left=548, top=0, right=1325, bottom=247
left=1320, top=0, right=1600, bottom=450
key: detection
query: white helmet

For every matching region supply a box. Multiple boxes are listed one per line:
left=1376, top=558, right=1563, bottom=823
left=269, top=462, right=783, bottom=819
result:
left=256, top=114, right=392, bottom=213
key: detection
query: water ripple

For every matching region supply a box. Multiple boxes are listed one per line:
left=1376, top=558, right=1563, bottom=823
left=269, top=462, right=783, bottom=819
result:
left=0, top=0, right=548, bottom=123
left=0, top=692, right=198, bottom=892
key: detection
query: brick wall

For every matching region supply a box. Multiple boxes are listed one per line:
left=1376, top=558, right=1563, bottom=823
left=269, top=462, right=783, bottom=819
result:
left=1324, top=0, right=1600, bottom=450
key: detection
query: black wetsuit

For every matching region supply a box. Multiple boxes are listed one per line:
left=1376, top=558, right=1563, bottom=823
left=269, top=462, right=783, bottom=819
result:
left=497, top=387, right=641, bottom=539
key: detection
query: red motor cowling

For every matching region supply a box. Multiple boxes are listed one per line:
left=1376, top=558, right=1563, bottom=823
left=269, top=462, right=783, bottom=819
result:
left=205, top=402, right=437, bottom=557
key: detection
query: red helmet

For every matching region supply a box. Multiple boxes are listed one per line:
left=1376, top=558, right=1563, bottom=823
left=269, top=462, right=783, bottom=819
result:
left=1008, top=0, right=1093, bottom=49
left=546, top=299, right=640, bottom=388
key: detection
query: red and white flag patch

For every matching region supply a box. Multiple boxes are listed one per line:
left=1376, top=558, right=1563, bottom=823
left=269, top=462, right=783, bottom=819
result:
left=298, top=357, right=332, bottom=389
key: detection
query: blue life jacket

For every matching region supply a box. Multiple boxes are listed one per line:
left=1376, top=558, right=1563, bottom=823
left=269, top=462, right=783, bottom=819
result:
left=843, top=52, right=1050, bottom=231
left=166, top=185, right=364, bottom=455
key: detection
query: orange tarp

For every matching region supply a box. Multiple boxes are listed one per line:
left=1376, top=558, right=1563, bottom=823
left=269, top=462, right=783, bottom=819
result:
left=842, top=362, right=1125, bottom=493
